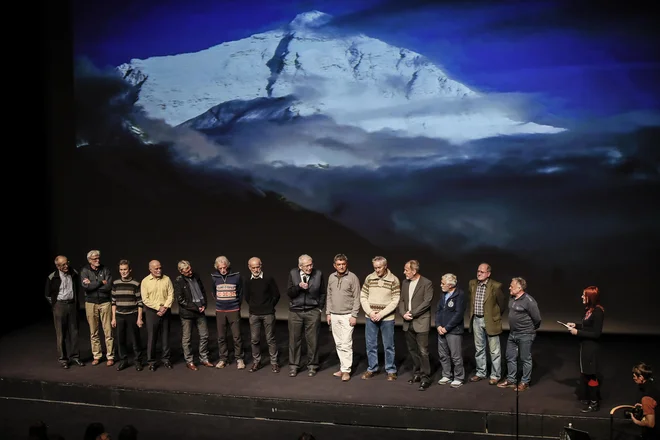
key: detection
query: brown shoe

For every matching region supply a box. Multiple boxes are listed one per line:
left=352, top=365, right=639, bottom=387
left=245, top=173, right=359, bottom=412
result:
left=470, top=375, right=485, bottom=382
left=333, top=371, right=343, bottom=378
left=91, top=359, right=100, bottom=366
left=200, top=361, right=214, bottom=368
left=489, top=378, right=499, bottom=385
left=497, top=380, right=517, bottom=389
left=106, top=360, right=115, bottom=367
left=516, top=383, right=530, bottom=392
left=341, top=372, right=351, bottom=382
left=249, top=362, right=261, bottom=373
left=387, top=373, right=397, bottom=381
left=361, top=371, right=377, bottom=380
left=271, top=364, right=280, bottom=373
left=186, top=363, right=199, bottom=371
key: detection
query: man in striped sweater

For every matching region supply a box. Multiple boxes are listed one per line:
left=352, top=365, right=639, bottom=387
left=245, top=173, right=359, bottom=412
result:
left=212, top=255, right=245, bottom=370
left=360, top=256, right=401, bottom=381
left=111, top=260, right=144, bottom=371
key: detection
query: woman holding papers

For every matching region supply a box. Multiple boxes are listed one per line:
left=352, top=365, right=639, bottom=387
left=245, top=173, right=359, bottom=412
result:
left=566, top=286, right=605, bottom=413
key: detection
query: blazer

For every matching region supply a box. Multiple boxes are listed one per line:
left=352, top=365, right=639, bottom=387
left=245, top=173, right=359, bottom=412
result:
left=398, top=276, right=434, bottom=332
left=435, top=287, right=466, bottom=335
left=468, top=278, right=506, bottom=336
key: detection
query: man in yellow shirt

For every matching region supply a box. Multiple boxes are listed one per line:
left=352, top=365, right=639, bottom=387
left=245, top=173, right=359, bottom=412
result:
left=141, top=260, right=174, bottom=371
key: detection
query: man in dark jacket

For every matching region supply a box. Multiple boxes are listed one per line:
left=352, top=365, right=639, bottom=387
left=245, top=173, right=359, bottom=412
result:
left=435, top=273, right=466, bottom=388
left=80, top=249, right=114, bottom=366
left=245, top=256, right=281, bottom=373
left=174, top=260, right=213, bottom=370
left=45, top=255, right=85, bottom=368
left=287, top=254, right=326, bottom=377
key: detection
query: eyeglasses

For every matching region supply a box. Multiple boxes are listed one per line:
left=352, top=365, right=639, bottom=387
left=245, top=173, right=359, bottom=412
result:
left=477, top=270, right=488, bottom=274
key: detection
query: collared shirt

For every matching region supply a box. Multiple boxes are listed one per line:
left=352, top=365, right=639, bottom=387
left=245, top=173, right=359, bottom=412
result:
left=251, top=273, right=263, bottom=279
left=57, top=270, right=74, bottom=301
left=140, top=274, right=174, bottom=310
left=474, top=279, right=487, bottom=316
left=300, top=270, right=310, bottom=284
left=407, top=277, right=419, bottom=311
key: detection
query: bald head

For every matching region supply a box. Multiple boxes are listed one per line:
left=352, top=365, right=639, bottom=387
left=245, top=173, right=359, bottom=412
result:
left=149, top=260, right=162, bottom=278
left=248, top=257, right=262, bottom=277
left=54, top=255, right=70, bottom=273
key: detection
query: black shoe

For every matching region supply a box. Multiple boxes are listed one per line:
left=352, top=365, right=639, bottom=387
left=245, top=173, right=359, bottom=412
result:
left=289, top=369, right=297, bottom=377
left=135, top=362, right=143, bottom=371
left=418, top=380, right=431, bottom=391
left=149, top=364, right=157, bottom=371
left=116, top=361, right=128, bottom=371
left=308, top=369, right=318, bottom=377
left=408, top=375, right=421, bottom=384
left=163, top=361, right=173, bottom=369
left=581, top=401, right=600, bottom=413
left=71, top=359, right=85, bottom=367
left=61, top=363, right=69, bottom=369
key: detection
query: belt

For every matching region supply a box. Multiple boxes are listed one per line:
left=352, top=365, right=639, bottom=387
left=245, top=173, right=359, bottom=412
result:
left=57, top=299, right=75, bottom=304
left=474, top=314, right=484, bottom=318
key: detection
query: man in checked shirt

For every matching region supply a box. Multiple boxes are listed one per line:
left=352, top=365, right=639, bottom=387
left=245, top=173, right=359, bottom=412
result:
left=467, top=263, right=507, bottom=385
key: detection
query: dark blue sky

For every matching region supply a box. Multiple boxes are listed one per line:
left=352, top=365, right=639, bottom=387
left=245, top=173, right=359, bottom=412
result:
left=73, top=0, right=660, bottom=122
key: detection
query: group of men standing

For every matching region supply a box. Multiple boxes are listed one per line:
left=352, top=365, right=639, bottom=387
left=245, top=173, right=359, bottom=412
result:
left=45, top=251, right=542, bottom=391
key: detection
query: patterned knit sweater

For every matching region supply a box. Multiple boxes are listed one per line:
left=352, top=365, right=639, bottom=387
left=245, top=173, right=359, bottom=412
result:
left=360, top=270, right=401, bottom=321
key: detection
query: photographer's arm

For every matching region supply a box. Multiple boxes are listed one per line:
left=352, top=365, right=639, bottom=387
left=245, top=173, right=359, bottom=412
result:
left=631, top=399, right=656, bottom=428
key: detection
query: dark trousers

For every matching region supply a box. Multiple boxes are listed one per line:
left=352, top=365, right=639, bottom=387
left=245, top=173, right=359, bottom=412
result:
left=249, top=313, right=278, bottom=365
left=53, top=301, right=80, bottom=364
left=405, top=328, right=431, bottom=379
left=216, top=310, right=243, bottom=362
left=288, top=309, right=321, bottom=371
left=578, top=373, right=601, bottom=402
left=145, top=307, right=171, bottom=364
left=115, top=312, right=143, bottom=362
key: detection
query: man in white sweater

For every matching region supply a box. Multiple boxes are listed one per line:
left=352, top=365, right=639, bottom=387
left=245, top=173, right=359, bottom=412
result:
left=360, top=256, right=401, bottom=381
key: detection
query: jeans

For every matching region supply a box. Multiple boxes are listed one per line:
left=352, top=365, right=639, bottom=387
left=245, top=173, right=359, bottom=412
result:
left=473, top=316, right=502, bottom=379
left=249, top=313, right=278, bottom=365
left=505, top=331, right=535, bottom=384
left=365, top=319, right=396, bottom=374
left=437, top=333, right=464, bottom=381
left=181, top=315, right=210, bottom=364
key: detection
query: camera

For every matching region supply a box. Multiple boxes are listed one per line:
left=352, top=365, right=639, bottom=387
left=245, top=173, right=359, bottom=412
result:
left=624, top=406, right=644, bottom=420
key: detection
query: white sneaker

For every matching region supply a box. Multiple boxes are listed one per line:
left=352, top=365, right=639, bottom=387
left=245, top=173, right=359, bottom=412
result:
left=438, top=377, right=451, bottom=385
left=237, top=359, right=246, bottom=370
left=450, top=380, right=463, bottom=388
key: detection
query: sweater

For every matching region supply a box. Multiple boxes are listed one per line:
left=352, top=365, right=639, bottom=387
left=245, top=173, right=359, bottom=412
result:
left=111, top=278, right=142, bottom=315
left=244, top=274, right=280, bottom=315
left=508, top=293, right=542, bottom=333
left=212, top=270, right=242, bottom=312
left=359, top=269, right=401, bottom=321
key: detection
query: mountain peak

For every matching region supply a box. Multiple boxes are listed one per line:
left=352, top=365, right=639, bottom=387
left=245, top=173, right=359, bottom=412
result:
left=289, top=11, right=332, bottom=30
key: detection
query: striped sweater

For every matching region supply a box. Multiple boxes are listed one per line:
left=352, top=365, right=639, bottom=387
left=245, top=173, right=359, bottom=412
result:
left=211, top=271, right=242, bottom=312
left=360, top=270, right=401, bottom=321
left=111, top=278, right=143, bottom=314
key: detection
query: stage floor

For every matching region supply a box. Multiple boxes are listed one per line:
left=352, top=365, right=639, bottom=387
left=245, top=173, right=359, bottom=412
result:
left=1, top=315, right=657, bottom=439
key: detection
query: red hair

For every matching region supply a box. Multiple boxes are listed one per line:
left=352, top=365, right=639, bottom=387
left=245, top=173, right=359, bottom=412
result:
left=583, top=286, right=604, bottom=318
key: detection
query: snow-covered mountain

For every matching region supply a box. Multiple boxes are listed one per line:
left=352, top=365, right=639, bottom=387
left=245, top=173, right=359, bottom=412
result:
left=117, top=10, right=565, bottom=143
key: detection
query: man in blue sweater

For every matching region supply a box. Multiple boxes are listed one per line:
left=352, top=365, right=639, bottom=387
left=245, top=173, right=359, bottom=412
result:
left=212, top=255, right=245, bottom=370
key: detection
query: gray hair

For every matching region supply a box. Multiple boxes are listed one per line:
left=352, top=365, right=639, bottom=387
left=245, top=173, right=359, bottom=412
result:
left=177, top=260, right=191, bottom=271
left=512, top=277, right=527, bottom=291
left=372, top=256, right=387, bottom=266
left=298, top=254, right=313, bottom=266
left=441, top=273, right=457, bottom=287
left=333, top=253, right=348, bottom=263
left=86, top=250, right=100, bottom=260
left=406, top=260, right=420, bottom=272
left=215, top=256, right=230, bottom=268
